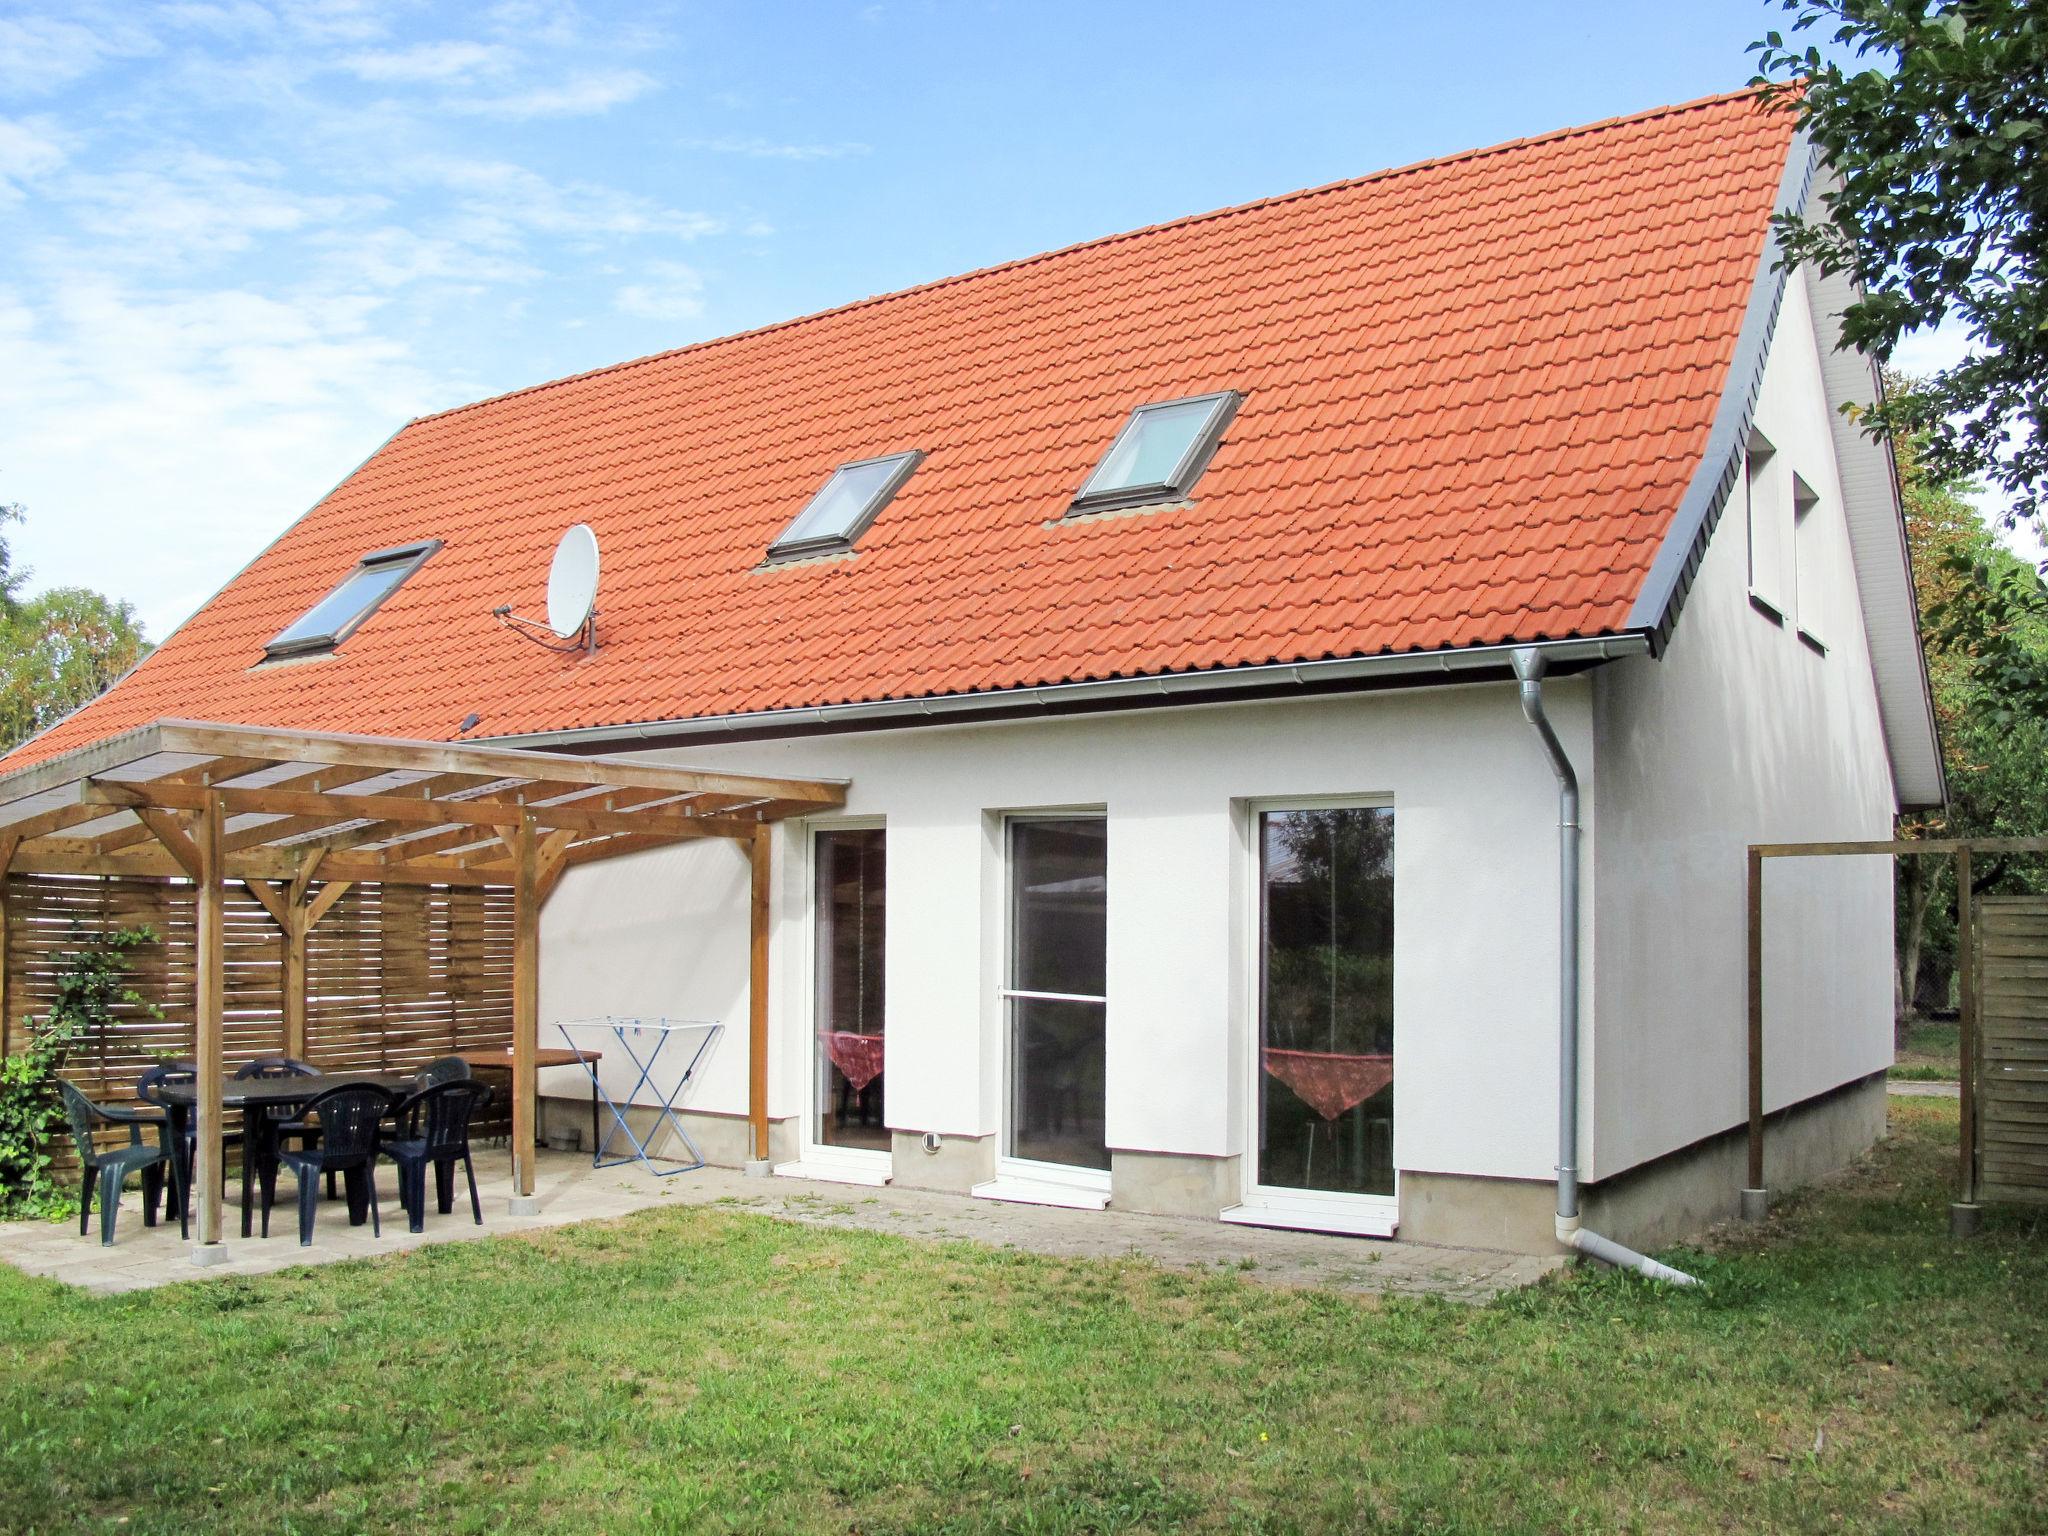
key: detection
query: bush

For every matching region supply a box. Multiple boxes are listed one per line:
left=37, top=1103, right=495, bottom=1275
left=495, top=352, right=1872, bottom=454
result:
left=0, top=925, right=159, bottom=1219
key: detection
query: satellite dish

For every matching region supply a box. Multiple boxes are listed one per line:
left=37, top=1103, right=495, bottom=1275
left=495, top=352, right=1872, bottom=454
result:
left=546, top=524, right=600, bottom=640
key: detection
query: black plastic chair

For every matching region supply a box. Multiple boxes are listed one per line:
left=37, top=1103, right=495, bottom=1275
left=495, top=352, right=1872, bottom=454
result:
left=57, top=1081, right=170, bottom=1246
left=266, top=1083, right=392, bottom=1246
left=414, top=1056, right=472, bottom=1089
left=135, top=1064, right=199, bottom=1240
left=240, top=1057, right=323, bottom=1207
left=381, top=1080, right=492, bottom=1233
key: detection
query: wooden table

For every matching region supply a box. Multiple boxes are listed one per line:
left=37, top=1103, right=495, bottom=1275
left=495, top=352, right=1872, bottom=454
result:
left=456, top=1047, right=603, bottom=1156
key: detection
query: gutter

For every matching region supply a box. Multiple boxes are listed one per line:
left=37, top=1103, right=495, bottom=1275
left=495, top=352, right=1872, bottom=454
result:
left=485, top=634, right=1651, bottom=752
left=1512, top=648, right=1699, bottom=1287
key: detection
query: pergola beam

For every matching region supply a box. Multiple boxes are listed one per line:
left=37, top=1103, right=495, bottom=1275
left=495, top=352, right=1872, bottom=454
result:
left=85, top=780, right=757, bottom=843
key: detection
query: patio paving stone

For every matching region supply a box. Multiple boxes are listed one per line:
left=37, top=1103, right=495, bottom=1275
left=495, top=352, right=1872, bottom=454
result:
left=0, top=1150, right=1561, bottom=1301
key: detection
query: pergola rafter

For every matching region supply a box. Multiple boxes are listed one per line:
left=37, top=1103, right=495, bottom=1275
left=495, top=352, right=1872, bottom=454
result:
left=0, top=719, right=846, bottom=1265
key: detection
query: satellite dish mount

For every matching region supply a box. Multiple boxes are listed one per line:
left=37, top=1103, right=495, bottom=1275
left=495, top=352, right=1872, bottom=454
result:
left=494, top=523, right=600, bottom=655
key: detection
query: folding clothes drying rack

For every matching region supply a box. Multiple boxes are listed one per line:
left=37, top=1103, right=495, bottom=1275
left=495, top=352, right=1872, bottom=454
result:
left=553, top=1017, right=723, bottom=1175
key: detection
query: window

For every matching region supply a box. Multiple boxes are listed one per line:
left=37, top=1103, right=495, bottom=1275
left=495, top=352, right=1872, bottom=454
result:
left=263, top=541, right=438, bottom=658
left=1256, top=806, right=1395, bottom=1198
left=1069, top=391, right=1240, bottom=514
left=813, top=827, right=887, bottom=1152
left=768, top=451, right=922, bottom=561
left=1003, top=816, right=1108, bottom=1171
left=1792, top=473, right=1826, bottom=653
left=1745, top=430, right=1789, bottom=623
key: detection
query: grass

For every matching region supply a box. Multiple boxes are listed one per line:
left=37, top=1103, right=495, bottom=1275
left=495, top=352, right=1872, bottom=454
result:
left=2, top=1100, right=2045, bottom=1533
left=1892, top=1020, right=1962, bottom=1082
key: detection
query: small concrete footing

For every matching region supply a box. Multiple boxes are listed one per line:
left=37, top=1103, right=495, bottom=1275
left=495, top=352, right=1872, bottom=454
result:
left=1740, top=1187, right=1769, bottom=1223
left=189, top=1244, right=232, bottom=1267
left=743, top=1159, right=775, bottom=1178
left=1949, top=1202, right=1982, bottom=1238
left=505, top=1195, right=541, bottom=1216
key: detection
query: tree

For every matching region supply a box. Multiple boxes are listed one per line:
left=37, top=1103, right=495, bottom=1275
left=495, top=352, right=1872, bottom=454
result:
left=1891, top=376, right=2048, bottom=1030
left=1751, top=2, right=2048, bottom=524
left=0, top=505, right=151, bottom=754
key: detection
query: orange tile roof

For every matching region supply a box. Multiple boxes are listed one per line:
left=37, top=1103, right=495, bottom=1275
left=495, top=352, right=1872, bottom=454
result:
left=14, top=88, right=1799, bottom=766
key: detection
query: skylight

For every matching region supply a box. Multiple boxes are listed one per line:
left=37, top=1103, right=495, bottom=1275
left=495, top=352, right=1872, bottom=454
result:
left=264, top=541, right=439, bottom=659
left=1071, top=391, right=1240, bottom=513
left=768, top=451, right=923, bottom=561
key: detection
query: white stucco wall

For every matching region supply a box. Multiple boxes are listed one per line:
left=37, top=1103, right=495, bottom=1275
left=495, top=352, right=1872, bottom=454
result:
left=1589, top=268, right=1898, bottom=1178
left=538, top=682, right=1594, bottom=1185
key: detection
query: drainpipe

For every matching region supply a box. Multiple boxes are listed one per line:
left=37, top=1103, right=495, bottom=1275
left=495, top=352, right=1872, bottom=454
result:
left=1512, top=648, right=1699, bottom=1287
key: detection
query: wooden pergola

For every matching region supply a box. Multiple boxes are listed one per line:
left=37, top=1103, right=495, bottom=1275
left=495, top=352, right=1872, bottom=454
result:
left=0, top=719, right=845, bottom=1262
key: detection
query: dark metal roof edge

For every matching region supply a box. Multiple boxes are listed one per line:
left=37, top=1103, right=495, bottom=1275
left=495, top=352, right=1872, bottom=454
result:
left=484, top=634, right=1651, bottom=754
left=1626, top=128, right=1816, bottom=648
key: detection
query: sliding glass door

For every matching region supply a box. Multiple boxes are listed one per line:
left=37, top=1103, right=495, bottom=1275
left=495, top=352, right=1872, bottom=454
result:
left=813, top=826, right=886, bottom=1153
left=1003, top=816, right=1108, bottom=1171
left=1256, top=806, right=1394, bottom=1198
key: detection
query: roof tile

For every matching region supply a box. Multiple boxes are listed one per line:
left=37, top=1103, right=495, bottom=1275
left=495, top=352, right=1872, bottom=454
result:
left=13, top=88, right=1795, bottom=764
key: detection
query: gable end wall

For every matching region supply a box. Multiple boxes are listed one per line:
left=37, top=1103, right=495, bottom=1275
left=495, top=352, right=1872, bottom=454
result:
left=1588, top=270, right=1896, bottom=1180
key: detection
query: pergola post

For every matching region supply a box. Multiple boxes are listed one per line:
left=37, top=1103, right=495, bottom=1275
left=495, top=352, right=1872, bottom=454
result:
left=281, top=902, right=307, bottom=1060
left=748, top=822, right=772, bottom=1167
left=1742, top=846, right=1767, bottom=1221
left=191, top=791, right=230, bottom=1264
left=1954, top=846, right=1981, bottom=1234
left=509, top=817, right=541, bottom=1214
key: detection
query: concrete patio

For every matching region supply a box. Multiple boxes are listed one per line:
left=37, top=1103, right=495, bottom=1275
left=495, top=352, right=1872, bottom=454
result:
left=0, top=1150, right=1562, bottom=1301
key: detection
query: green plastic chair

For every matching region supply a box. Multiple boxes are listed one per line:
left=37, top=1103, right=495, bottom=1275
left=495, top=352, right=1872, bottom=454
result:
left=58, top=1080, right=171, bottom=1246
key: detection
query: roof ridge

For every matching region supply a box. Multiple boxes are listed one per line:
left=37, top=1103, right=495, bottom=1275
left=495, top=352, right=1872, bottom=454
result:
left=406, top=83, right=1781, bottom=431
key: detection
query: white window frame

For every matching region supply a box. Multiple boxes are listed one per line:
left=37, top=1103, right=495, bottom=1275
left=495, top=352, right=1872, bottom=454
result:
left=993, top=809, right=1112, bottom=1197
left=777, top=814, right=893, bottom=1186
left=1224, top=793, right=1400, bottom=1239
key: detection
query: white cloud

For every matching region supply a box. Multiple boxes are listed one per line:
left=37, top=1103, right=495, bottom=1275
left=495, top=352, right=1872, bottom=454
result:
left=59, top=151, right=377, bottom=262
left=614, top=260, right=704, bottom=322
left=0, top=11, right=156, bottom=96
left=691, top=135, right=870, bottom=162
left=412, top=154, right=723, bottom=242
left=342, top=40, right=513, bottom=84
left=453, top=68, right=655, bottom=119
left=0, top=115, right=68, bottom=205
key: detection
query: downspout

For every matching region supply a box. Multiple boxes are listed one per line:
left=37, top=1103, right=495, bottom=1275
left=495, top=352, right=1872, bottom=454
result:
left=1511, top=648, right=1699, bottom=1287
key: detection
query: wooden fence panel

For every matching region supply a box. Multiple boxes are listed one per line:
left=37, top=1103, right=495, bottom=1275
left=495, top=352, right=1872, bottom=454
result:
left=1976, top=896, right=2048, bottom=1205
left=2, top=871, right=515, bottom=1165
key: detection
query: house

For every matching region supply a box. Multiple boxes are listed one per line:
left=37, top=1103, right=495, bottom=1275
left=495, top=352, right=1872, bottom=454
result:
left=9, top=87, right=1941, bottom=1257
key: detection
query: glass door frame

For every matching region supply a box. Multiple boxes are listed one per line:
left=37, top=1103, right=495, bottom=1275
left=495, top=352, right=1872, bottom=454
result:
left=1233, top=794, right=1399, bottom=1236
left=997, top=809, right=1112, bottom=1192
left=798, top=814, right=892, bottom=1177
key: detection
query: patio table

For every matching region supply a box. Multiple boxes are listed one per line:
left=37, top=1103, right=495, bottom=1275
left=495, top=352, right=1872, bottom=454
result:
left=155, top=1073, right=419, bottom=1238
left=456, top=1046, right=603, bottom=1155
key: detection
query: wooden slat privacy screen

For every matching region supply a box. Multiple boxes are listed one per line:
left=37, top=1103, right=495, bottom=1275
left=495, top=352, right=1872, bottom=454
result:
left=4, top=873, right=514, bottom=1152
left=1977, top=895, right=2048, bottom=1206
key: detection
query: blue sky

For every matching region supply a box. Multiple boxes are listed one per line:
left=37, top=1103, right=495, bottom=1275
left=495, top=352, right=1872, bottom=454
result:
left=0, top=1, right=1983, bottom=639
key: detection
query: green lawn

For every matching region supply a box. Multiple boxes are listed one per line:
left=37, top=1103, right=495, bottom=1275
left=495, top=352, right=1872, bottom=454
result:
left=2, top=1100, right=2044, bottom=1534
left=1892, top=1020, right=1962, bottom=1081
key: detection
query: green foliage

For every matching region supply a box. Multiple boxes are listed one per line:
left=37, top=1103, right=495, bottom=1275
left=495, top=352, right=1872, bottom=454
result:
left=1751, top=2, right=2048, bottom=524
left=0, top=586, right=151, bottom=751
left=0, top=926, right=159, bottom=1220
left=0, top=502, right=150, bottom=754
left=0, top=503, right=27, bottom=617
